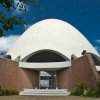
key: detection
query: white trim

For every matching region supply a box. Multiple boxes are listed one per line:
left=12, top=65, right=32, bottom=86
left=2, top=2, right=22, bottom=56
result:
left=19, top=61, right=71, bottom=71
left=96, top=66, right=100, bottom=71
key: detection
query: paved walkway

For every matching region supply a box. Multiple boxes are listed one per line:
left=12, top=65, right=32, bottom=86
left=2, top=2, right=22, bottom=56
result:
left=0, top=95, right=100, bottom=100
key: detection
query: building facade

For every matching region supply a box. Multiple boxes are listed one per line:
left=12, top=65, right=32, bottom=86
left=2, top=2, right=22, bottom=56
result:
left=0, top=19, right=100, bottom=91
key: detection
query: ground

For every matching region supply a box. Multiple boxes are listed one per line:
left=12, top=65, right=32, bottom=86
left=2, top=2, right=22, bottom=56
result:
left=0, top=96, right=100, bottom=100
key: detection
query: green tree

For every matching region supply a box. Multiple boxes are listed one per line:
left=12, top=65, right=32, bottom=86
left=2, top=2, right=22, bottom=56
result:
left=98, top=49, right=100, bottom=55
left=0, top=0, right=42, bottom=37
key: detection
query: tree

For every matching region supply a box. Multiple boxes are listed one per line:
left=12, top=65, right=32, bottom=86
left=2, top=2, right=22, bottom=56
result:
left=0, top=0, right=42, bottom=37
left=98, top=49, right=100, bottom=55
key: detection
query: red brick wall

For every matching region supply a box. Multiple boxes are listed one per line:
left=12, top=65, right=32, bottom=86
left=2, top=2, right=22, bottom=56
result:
left=98, top=72, right=100, bottom=77
left=0, top=54, right=99, bottom=91
left=0, top=58, right=39, bottom=91
left=57, top=54, right=100, bottom=90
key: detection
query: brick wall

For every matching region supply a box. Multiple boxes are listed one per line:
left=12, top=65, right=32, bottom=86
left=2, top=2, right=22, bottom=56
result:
left=57, top=54, right=100, bottom=90
left=98, top=72, right=100, bottom=77
left=0, top=54, right=99, bottom=91
left=0, top=58, right=39, bottom=91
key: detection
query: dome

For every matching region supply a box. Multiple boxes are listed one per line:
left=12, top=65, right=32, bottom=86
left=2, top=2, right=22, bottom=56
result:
left=7, top=19, right=99, bottom=61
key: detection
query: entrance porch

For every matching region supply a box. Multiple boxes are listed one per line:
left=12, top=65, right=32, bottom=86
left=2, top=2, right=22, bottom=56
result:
left=19, top=61, right=71, bottom=89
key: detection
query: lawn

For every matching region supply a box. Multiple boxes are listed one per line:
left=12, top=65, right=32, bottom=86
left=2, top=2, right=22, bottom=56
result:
left=0, top=95, right=100, bottom=100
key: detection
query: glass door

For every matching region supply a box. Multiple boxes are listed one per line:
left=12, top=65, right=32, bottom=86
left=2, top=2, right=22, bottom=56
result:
left=39, top=71, right=57, bottom=89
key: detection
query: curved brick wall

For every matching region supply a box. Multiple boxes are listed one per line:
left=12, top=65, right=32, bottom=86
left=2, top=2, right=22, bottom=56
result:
left=0, top=58, right=39, bottom=91
left=57, top=54, right=100, bottom=90
left=0, top=54, right=99, bottom=91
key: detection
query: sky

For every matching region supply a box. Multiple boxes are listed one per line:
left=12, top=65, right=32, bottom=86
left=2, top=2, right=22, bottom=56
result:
left=0, top=0, right=100, bottom=55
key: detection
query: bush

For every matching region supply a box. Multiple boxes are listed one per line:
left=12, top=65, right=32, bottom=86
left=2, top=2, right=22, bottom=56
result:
left=10, top=90, right=19, bottom=95
left=93, top=82, right=100, bottom=97
left=4, top=89, right=11, bottom=95
left=0, top=88, right=19, bottom=96
left=71, top=82, right=100, bottom=98
left=70, top=89, right=83, bottom=96
left=83, top=88, right=95, bottom=97
left=70, top=83, right=87, bottom=96
left=83, top=82, right=100, bottom=97
left=0, top=89, right=5, bottom=95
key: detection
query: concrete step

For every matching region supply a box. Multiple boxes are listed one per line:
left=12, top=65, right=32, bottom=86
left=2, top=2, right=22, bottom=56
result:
left=19, top=89, right=69, bottom=96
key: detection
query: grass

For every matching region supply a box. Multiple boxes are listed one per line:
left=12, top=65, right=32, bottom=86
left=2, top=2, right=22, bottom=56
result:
left=0, top=95, right=100, bottom=100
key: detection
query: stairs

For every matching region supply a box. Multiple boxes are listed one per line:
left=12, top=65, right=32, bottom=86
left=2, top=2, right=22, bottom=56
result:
left=19, top=89, right=70, bottom=96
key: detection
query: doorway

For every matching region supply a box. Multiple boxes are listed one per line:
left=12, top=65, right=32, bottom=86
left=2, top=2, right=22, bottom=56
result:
left=39, top=71, right=57, bottom=89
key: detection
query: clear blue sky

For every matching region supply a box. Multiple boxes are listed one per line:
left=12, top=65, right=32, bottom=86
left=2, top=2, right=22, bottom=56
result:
left=0, top=0, right=100, bottom=54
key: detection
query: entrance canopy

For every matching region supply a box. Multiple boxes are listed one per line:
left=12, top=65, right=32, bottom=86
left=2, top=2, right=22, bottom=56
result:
left=19, top=49, right=71, bottom=70
left=19, top=61, right=71, bottom=71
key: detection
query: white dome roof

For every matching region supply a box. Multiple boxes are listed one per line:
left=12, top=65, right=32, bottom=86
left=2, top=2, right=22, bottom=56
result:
left=7, top=19, right=99, bottom=60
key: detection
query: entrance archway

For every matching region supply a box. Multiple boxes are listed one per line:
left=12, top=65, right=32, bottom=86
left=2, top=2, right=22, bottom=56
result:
left=21, top=49, right=70, bottom=89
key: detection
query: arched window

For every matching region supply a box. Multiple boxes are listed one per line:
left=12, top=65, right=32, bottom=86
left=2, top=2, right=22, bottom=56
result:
left=22, top=49, right=70, bottom=62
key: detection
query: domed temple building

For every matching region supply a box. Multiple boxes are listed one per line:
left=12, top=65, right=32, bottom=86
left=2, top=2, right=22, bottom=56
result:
left=0, top=19, right=100, bottom=93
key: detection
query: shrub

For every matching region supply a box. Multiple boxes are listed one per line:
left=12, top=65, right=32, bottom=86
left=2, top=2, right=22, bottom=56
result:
left=84, top=82, right=100, bottom=97
left=93, top=82, right=100, bottom=97
left=83, top=88, right=95, bottom=97
left=71, top=82, right=100, bottom=98
left=0, top=89, right=5, bottom=95
left=70, top=83, right=87, bottom=96
left=10, top=90, right=19, bottom=95
left=0, top=90, right=2, bottom=95
left=70, top=88, right=83, bottom=96
left=4, top=89, right=11, bottom=95
left=0, top=88, right=19, bottom=96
